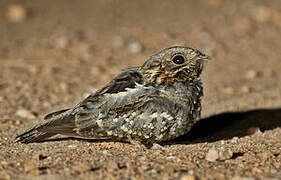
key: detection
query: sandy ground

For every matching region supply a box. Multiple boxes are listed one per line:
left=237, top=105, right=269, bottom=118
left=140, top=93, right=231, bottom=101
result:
left=0, top=0, right=280, bottom=179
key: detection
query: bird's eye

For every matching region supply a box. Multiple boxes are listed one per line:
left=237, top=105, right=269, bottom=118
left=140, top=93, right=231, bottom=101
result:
left=172, top=55, right=185, bottom=65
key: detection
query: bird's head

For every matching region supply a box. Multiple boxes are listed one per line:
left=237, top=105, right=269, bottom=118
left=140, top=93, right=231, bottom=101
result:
left=140, top=46, right=211, bottom=84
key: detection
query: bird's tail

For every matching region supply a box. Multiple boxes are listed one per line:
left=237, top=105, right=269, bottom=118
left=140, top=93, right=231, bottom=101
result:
left=15, top=108, right=76, bottom=143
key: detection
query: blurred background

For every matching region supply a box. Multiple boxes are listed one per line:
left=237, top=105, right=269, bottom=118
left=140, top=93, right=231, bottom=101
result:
left=0, top=0, right=281, bottom=124
left=0, top=0, right=281, bottom=179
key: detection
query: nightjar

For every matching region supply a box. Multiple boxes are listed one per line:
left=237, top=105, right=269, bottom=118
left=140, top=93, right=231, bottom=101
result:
left=16, top=46, right=211, bottom=147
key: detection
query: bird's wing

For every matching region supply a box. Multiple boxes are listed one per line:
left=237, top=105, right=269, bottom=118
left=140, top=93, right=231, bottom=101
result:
left=95, top=66, right=143, bottom=95
left=42, top=66, right=143, bottom=119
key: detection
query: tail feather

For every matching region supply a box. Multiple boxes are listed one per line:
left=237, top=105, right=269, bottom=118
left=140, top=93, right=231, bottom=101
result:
left=15, top=129, right=56, bottom=143
left=15, top=109, right=76, bottom=143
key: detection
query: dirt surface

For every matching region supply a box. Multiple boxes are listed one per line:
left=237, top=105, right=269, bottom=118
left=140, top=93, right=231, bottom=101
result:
left=0, top=0, right=280, bottom=179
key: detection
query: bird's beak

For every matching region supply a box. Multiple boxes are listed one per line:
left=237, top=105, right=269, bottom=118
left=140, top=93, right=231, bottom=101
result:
left=197, top=54, right=211, bottom=61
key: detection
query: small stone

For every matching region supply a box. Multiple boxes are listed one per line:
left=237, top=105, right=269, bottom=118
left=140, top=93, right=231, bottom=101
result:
left=242, top=177, right=256, bottom=180
left=1, top=161, right=8, bottom=165
left=252, top=167, right=262, bottom=174
left=67, top=145, right=77, bottom=149
left=128, top=40, right=143, bottom=54
left=205, top=147, right=219, bottom=162
left=180, top=174, right=196, bottom=180
left=232, top=177, right=252, bottom=180
left=91, top=66, right=101, bottom=75
left=238, top=164, right=244, bottom=168
left=245, top=70, right=258, bottom=79
left=27, top=65, right=38, bottom=75
left=218, top=148, right=233, bottom=160
left=53, top=36, right=68, bottom=49
left=112, top=36, right=124, bottom=49
left=222, top=86, right=234, bottom=95
left=59, top=82, right=67, bottom=92
left=102, top=150, right=108, bottom=155
left=16, top=109, right=35, bottom=119
left=270, top=169, right=277, bottom=174
left=253, top=6, right=271, bottom=23
left=241, top=86, right=250, bottom=93
left=231, top=137, right=239, bottom=143
left=6, top=4, right=27, bottom=23
left=15, top=120, right=21, bottom=125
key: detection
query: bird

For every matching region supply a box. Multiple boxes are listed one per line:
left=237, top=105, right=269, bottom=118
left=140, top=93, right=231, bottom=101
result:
left=15, top=46, right=211, bottom=148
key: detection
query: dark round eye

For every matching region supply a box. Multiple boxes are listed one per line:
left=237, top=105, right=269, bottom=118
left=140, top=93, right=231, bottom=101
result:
left=172, top=55, right=185, bottom=64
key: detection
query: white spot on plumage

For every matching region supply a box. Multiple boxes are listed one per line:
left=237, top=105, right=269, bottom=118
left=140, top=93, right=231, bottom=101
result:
left=97, top=120, right=103, bottom=127
left=150, top=112, right=158, bottom=118
left=160, top=112, right=173, bottom=121
left=131, top=112, right=137, bottom=117
left=121, top=125, right=128, bottom=132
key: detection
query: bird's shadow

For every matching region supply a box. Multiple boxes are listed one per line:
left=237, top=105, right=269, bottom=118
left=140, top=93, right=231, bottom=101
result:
left=41, top=108, right=281, bottom=145
left=172, top=108, right=281, bottom=144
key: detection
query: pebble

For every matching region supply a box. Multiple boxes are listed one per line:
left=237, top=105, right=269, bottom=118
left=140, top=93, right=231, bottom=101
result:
left=6, top=4, right=27, bottom=23
left=218, top=148, right=233, bottom=160
left=245, top=70, right=258, bottom=79
left=59, top=82, right=68, bottom=92
left=241, top=86, right=250, bottom=93
left=206, top=147, right=233, bottom=162
left=230, top=137, right=239, bottom=143
left=220, top=140, right=225, bottom=145
left=128, top=40, right=143, bottom=54
left=91, top=66, right=101, bottom=75
left=102, top=150, right=108, bottom=155
left=180, top=174, right=196, bottom=180
left=222, top=86, right=234, bottom=95
left=16, top=109, right=35, bottom=119
left=232, top=177, right=256, bottom=180
left=205, top=147, right=219, bottom=162
left=252, top=6, right=271, bottom=23
left=252, top=167, right=262, bottom=174
left=270, top=169, right=277, bottom=174
left=53, top=36, right=69, bottom=49
left=67, top=145, right=77, bottom=149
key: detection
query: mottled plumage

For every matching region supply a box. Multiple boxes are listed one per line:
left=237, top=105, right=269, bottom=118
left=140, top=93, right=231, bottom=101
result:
left=16, top=46, right=211, bottom=146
